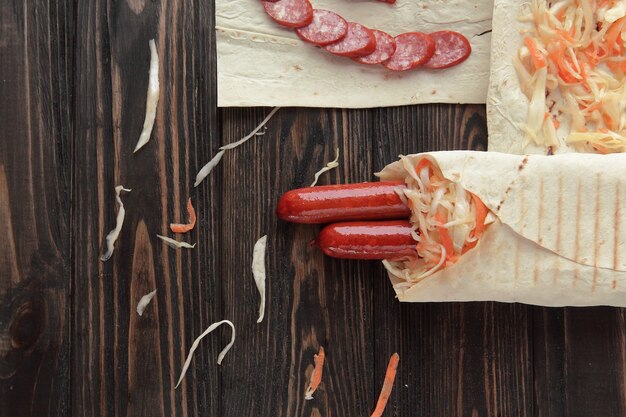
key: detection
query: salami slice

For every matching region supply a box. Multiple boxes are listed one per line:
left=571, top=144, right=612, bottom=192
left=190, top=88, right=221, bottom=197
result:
left=382, top=32, right=435, bottom=71
left=423, top=31, right=472, bottom=69
left=262, top=0, right=313, bottom=28
left=296, top=10, right=348, bottom=45
left=354, top=30, right=396, bottom=65
left=324, top=22, right=377, bottom=58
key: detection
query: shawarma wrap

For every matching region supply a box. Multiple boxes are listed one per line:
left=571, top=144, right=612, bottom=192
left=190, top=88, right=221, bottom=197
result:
left=376, top=151, right=626, bottom=307
left=487, top=0, right=626, bottom=155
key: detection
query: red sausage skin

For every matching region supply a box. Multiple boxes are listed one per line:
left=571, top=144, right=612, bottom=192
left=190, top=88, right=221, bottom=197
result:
left=383, top=32, right=435, bottom=71
left=423, top=31, right=472, bottom=69
left=317, top=220, right=417, bottom=260
left=262, top=0, right=313, bottom=28
left=276, top=181, right=410, bottom=224
left=324, top=22, right=377, bottom=58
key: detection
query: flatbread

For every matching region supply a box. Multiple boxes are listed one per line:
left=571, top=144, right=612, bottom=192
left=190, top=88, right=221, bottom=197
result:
left=486, top=0, right=614, bottom=155
left=486, top=0, right=527, bottom=153
left=377, top=151, right=626, bottom=306
left=217, top=0, right=493, bottom=108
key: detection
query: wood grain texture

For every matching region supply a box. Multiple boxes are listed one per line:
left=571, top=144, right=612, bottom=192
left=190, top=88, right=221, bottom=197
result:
left=2, top=1, right=626, bottom=417
left=0, top=0, right=73, bottom=415
left=71, top=1, right=221, bottom=417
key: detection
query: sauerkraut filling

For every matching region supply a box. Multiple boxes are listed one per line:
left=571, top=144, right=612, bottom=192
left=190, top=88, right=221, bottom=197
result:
left=383, top=157, right=488, bottom=291
left=515, top=0, right=626, bottom=153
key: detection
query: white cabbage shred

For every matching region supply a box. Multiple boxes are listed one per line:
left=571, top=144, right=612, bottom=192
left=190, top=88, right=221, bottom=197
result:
left=136, top=289, right=157, bottom=316
left=252, top=235, right=267, bottom=323
left=381, top=157, right=484, bottom=292
left=193, top=150, right=225, bottom=187
left=310, top=148, right=340, bottom=187
left=219, top=107, right=280, bottom=150
left=134, top=39, right=160, bottom=153
left=101, top=186, right=131, bottom=262
left=514, top=0, right=626, bottom=153
left=194, top=107, right=280, bottom=187
left=175, top=320, right=236, bottom=389
left=157, top=234, right=196, bottom=249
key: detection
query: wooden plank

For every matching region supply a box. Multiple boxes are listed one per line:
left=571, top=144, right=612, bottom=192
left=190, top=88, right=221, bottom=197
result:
left=0, top=0, right=73, bottom=416
left=70, top=0, right=221, bottom=416
left=371, top=105, right=533, bottom=417
left=217, top=107, right=376, bottom=417
left=533, top=307, right=626, bottom=417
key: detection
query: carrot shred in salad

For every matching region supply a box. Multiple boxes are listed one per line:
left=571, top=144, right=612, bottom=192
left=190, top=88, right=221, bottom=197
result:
left=515, top=0, right=626, bottom=153
left=170, top=198, right=196, bottom=233
left=383, top=157, right=488, bottom=290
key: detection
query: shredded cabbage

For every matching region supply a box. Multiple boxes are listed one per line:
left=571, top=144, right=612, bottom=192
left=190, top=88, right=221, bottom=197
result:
left=515, top=0, right=626, bottom=153
left=304, top=346, right=325, bottom=400
left=382, top=157, right=487, bottom=290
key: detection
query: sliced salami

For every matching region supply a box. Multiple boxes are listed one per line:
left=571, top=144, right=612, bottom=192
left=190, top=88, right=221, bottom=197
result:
left=423, top=31, right=472, bottom=69
left=382, top=32, right=435, bottom=71
left=324, top=22, right=377, bottom=58
left=262, top=0, right=313, bottom=28
left=296, top=10, right=348, bottom=45
left=354, top=30, right=396, bottom=65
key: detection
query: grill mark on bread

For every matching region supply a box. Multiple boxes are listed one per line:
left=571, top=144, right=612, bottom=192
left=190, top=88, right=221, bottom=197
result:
left=554, top=175, right=563, bottom=285
left=515, top=181, right=525, bottom=286
left=535, top=177, right=544, bottom=285
left=573, top=179, right=582, bottom=289
left=613, top=182, right=621, bottom=289
left=496, top=185, right=513, bottom=212
left=517, top=155, right=529, bottom=171
left=592, top=174, right=601, bottom=292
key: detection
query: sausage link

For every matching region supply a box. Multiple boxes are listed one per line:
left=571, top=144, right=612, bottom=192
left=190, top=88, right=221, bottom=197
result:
left=276, top=181, right=410, bottom=224
left=317, top=220, right=417, bottom=260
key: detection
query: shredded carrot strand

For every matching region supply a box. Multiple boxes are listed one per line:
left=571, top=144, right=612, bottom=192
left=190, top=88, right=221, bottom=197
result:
left=471, top=193, right=488, bottom=239
left=461, top=194, right=488, bottom=254
left=525, top=37, right=547, bottom=70
left=434, top=213, right=454, bottom=261
left=304, top=346, right=325, bottom=400
left=414, top=158, right=433, bottom=177
left=602, top=112, right=614, bottom=130
left=555, top=29, right=575, bottom=44
left=170, top=198, right=197, bottom=233
left=594, top=144, right=611, bottom=154
left=462, top=240, right=477, bottom=254
left=555, top=7, right=566, bottom=22
left=370, top=353, right=400, bottom=417
left=606, top=17, right=626, bottom=54
left=548, top=45, right=582, bottom=83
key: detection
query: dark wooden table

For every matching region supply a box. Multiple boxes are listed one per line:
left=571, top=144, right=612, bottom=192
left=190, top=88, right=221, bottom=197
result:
left=2, top=1, right=626, bottom=416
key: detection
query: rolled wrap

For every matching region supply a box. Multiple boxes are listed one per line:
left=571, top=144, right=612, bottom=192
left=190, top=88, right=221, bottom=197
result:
left=376, top=151, right=626, bottom=307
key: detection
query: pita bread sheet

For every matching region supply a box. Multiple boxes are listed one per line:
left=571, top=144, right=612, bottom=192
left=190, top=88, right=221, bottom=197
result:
left=377, top=151, right=626, bottom=307
left=216, top=0, right=493, bottom=108
left=486, top=0, right=578, bottom=154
